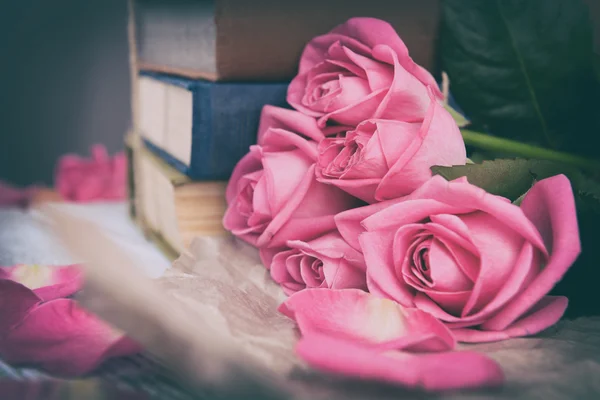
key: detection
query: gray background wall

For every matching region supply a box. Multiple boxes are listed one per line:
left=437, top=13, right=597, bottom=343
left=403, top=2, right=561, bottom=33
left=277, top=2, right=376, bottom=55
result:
left=0, top=0, right=130, bottom=186
left=0, top=0, right=597, bottom=187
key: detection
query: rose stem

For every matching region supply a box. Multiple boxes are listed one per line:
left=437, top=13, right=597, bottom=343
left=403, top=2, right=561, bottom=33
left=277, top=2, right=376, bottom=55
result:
left=460, top=129, right=600, bottom=173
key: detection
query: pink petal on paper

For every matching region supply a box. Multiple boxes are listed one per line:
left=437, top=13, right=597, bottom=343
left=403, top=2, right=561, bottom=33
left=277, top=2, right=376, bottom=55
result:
left=0, top=280, right=41, bottom=331
left=280, top=289, right=454, bottom=352
left=2, top=264, right=83, bottom=301
left=296, top=333, right=504, bottom=391
left=0, top=299, right=141, bottom=376
left=482, top=175, right=580, bottom=331
left=453, top=296, right=568, bottom=343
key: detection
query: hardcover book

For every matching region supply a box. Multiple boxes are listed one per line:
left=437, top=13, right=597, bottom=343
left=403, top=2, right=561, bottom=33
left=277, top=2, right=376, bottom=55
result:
left=133, top=0, right=440, bottom=81
left=129, top=133, right=229, bottom=256
left=137, top=71, right=288, bottom=180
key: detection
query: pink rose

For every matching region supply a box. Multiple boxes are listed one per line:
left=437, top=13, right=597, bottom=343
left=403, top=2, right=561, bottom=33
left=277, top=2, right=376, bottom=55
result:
left=260, top=231, right=367, bottom=295
left=56, top=144, right=127, bottom=202
left=0, top=264, right=140, bottom=375
left=336, top=174, right=580, bottom=342
left=316, top=89, right=466, bottom=203
left=279, top=289, right=503, bottom=390
left=223, top=106, right=359, bottom=248
left=0, top=180, right=39, bottom=207
left=287, top=17, right=442, bottom=128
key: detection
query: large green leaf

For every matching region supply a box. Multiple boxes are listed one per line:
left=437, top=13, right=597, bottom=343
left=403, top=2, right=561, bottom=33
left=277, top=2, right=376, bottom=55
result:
left=431, top=158, right=600, bottom=201
left=441, top=0, right=600, bottom=158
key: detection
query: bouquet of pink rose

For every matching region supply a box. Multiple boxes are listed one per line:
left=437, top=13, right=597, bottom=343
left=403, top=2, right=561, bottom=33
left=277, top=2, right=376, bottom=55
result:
left=223, top=17, right=598, bottom=391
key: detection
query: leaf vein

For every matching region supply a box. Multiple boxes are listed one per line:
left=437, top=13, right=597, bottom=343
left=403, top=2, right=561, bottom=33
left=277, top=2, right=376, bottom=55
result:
left=495, top=0, right=552, bottom=147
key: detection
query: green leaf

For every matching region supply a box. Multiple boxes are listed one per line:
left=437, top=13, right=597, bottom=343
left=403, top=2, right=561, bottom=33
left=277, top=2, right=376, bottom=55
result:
left=440, top=0, right=600, bottom=158
left=444, top=104, right=470, bottom=128
left=431, top=158, right=599, bottom=201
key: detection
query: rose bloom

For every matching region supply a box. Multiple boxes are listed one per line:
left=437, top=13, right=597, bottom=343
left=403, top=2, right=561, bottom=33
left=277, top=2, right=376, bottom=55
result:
left=336, top=174, right=580, bottom=342
left=55, top=145, right=127, bottom=202
left=260, top=231, right=367, bottom=295
left=287, top=17, right=442, bottom=127
left=223, top=106, right=358, bottom=248
left=316, top=88, right=466, bottom=203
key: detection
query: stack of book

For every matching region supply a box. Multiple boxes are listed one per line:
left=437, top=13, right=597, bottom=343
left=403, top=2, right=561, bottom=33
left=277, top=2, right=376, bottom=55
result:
left=125, top=0, right=440, bottom=258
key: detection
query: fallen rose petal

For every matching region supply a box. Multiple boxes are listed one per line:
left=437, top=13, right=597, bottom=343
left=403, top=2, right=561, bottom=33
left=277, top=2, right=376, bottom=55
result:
left=0, top=280, right=41, bottom=332
left=0, top=180, right=39, bottom=207
left=280, top=289, right=455, bottom=352
left=452, top=296, right=568, bottom=343
left=55, top=144, right=127, bottom=203
left=296, top=333, right=504, bottom=391
left=0, top=298, right=141, bottom=376
left=1, top=264, right=83, bottom=301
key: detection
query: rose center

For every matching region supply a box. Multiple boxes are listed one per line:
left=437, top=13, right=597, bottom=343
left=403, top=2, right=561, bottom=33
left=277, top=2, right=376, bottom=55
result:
left=237, top=182, right=256, bottom=218
left=310, top=258, right=325, bottom=281
left=411, top=244, right=434, bottom=287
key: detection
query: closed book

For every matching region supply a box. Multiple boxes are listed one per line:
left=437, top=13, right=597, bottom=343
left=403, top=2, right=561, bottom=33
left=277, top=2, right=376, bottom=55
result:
left=134, top=0, right=440, bottom=81
left=137, top=71, right=288, bottom=180
left=129, top=134, right=229, bottom=256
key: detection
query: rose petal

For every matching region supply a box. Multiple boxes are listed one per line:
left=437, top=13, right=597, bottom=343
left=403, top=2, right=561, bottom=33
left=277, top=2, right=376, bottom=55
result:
left=335, top=198, right=402, bottom=251
left=482, top=175, right=580, bottom=331
left=0, top=280, right=41, bottom=332
left=317, top=88, right=388, bottom=127
left=55, top=145, right=127, bottom=203
left=2, top=264, right=83, bottom=301
left=361, top=231, right=416, bottom=306
left=458, top=212, right=527, bottom=317
left=0, top=299, right=141, bottom=376
left=375, top=88, right=467, bottom=200
left=0, top=181, right=39, bottom=207
left=322, top=260, right=367, bottom=291
left=262, top=149, right=313, bottom=215
left=371, top=45, right=431, bottom=123
left=326, top=18, right=442, bottom=97
left=280, top=288, right=454, bottom=352
left=225, top=150, right=262, bottom=203
left=424, top=177, right=548, bottom=255
left=296, top=333, right=504, bottom=391
left=266, top=215, right=339, bottom=249
left=257, top=105, right=325, bottom=144
left=453, top=296, right=568, bottom=343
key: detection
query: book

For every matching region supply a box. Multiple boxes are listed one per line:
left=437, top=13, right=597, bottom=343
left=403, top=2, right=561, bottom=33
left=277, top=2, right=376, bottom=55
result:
left=133, top=0, right=441, bottom=81
left=137, top=71, right=288, bottom=180
left=130, top=135, right=229, bottom=256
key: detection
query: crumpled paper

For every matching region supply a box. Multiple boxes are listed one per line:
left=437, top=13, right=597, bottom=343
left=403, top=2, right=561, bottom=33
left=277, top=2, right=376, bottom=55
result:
left=37, top=203, right=600, bottom=400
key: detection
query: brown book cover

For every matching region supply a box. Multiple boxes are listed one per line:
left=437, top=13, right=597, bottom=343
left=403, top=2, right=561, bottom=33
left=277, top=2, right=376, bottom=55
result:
left=134, top=0, right=440, bottom=81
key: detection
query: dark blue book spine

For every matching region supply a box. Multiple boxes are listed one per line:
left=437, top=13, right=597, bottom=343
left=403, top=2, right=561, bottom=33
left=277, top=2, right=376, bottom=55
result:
left=139, top=71, right=288, bottom=181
